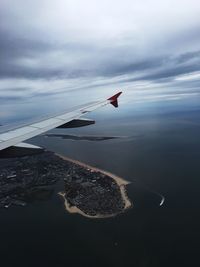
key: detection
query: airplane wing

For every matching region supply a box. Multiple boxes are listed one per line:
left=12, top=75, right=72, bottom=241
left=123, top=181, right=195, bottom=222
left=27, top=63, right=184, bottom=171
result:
left=0, top=92, right=122, bottom=157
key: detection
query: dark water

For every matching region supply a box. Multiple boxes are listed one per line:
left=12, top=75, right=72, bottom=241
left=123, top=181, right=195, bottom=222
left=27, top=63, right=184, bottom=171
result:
left=0, top=102, right=200, bottom=267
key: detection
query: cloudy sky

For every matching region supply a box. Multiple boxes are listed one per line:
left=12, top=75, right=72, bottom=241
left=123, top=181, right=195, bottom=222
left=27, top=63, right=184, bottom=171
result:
left=0, top=0, right=200, bottom=109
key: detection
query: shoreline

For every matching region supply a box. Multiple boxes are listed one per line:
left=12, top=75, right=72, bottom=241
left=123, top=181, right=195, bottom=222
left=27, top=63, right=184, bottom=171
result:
left=56, top=153, right=132, bottom=218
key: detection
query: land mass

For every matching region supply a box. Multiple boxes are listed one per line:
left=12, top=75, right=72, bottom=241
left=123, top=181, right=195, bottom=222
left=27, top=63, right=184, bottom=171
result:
left=0, top=151, right=132, bottom=218
left=44, top=134, right=121, bottom=141
left=57, top=154, right=131, bottom=218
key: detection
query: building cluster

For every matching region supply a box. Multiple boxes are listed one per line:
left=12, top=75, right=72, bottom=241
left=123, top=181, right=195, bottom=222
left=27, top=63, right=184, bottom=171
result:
left=64, top=164, right=125, bottom=216
left=0, top=151, right=125, bottom=216
left=0, top=152, right=69, bottom=208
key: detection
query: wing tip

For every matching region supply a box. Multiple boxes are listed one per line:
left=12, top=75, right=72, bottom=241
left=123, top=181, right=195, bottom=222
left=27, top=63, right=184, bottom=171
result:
left=107, top=91, right=122, bottom=108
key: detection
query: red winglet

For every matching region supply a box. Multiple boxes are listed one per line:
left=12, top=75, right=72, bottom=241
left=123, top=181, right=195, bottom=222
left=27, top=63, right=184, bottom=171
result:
left=107, top=91, right=122, bottom=108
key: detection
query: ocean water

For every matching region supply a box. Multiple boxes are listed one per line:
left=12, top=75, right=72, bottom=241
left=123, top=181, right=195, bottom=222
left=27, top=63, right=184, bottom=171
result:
left=0, top=99, right=200, bottom=267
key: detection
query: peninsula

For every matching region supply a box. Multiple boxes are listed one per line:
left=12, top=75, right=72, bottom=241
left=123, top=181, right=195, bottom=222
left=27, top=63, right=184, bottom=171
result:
left=57, top=154, right=132, bottom=218
left=0, top=151, right=132, bottom=218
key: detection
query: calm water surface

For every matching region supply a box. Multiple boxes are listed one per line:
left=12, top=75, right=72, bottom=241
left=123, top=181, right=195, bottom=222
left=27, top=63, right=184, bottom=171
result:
left=0, top=101, right=200, bottom=267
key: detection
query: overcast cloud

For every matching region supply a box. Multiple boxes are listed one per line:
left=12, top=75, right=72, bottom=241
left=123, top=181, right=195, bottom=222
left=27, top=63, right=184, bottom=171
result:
left=0, top=0, right=200, bottom=104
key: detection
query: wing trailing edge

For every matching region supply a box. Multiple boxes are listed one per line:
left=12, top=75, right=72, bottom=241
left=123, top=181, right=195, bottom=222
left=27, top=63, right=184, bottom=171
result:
left=57, top=118, right=95, bottom=128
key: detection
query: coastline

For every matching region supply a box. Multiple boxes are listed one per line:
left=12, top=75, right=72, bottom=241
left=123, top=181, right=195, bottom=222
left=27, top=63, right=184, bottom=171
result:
left=56, top=153, right=132, bottom=218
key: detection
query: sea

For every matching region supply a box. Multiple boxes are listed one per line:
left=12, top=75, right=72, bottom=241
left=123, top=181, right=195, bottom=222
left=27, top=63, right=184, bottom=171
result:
left=0, top=95, right=200, bottom=267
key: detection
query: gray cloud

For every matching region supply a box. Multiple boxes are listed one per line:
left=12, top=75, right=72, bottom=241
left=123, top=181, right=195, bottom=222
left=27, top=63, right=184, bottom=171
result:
left=0, top=0, right=200, bottom=104
left=1, top=30, right=200, bottom=82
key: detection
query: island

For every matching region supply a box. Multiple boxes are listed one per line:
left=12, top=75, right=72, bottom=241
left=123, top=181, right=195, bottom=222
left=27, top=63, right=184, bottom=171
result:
left=44, top=133, right=121, bottom=141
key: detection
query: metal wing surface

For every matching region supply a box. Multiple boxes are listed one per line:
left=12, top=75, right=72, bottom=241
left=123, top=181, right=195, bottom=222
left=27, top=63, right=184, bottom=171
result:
left=0, top=92, right=122, bottom=152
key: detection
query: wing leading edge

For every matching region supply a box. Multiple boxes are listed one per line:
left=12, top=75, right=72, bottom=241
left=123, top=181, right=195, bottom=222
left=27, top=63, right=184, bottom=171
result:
left=0, top=92, right=122, bottom=154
